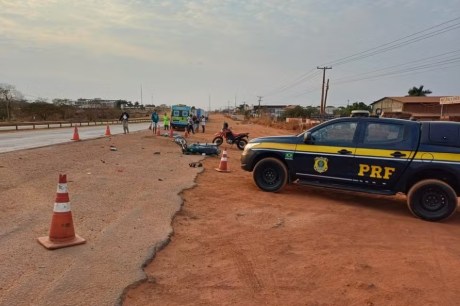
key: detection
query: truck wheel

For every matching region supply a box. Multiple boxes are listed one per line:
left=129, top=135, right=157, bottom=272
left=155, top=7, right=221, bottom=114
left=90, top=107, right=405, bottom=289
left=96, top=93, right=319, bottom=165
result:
left=253, top=158, right=288, bottom=192
left=407, top=179, right=458, bottom=221
left=212, top=137, right=223, bottom=146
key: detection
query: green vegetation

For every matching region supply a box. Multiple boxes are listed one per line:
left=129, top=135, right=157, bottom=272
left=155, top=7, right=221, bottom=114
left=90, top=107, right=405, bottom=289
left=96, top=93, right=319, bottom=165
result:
left=0, top=83, right=147, bottom=122
left=408, top=85, right=432, bottom=96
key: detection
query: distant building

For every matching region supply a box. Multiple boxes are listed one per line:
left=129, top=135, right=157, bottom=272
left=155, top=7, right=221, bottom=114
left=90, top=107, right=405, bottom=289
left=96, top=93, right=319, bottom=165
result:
left=371, top=96, right=460, bottom=121
left=253, top=105, right=291, bottom=118
left=52, top=98, right=119, bottom=108
left=75, top=98, right=118, bottom=108
left=325, top=105, right=337, bottom=115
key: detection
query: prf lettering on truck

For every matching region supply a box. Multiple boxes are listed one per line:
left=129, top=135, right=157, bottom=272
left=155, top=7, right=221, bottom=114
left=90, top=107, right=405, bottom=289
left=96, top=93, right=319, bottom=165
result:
left=358, top=164, right=395, bottom=180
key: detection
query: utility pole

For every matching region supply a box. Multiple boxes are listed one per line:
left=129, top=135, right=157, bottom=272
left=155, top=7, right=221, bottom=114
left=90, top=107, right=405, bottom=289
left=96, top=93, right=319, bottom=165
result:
left=317, top=66, right=332, bottom=119
left=324, top=79, right=330, bottom=115
left=257, top=96, right=263, bottom=117
left=140, top=84, right=143, bottom=105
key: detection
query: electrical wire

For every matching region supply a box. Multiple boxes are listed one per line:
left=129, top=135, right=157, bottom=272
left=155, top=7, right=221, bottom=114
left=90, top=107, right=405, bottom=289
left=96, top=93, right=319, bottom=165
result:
left=262, top=16, right=460, bottom=100
left=322, top=16, right=460, bottom=67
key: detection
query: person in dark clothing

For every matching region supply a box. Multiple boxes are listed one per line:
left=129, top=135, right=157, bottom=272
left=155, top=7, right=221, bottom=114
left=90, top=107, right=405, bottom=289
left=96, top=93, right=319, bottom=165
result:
left=151, top=110, right=159, bottom=135
left=119, top=111, right=130, bottom=134
left=192, top=115, right=199, bottom=133
left=187, top=115, right=195, bottom=134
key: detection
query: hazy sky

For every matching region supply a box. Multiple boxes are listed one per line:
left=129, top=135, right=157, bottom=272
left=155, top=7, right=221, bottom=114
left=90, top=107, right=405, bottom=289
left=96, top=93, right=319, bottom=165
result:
left=1, top=0, right=459, bottom=110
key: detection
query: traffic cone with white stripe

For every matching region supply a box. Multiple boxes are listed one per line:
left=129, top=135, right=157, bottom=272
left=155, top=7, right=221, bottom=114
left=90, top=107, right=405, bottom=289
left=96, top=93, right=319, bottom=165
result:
left=215, top=148, right=231, bottom=172
left=37, top=174, right=86, bottom=250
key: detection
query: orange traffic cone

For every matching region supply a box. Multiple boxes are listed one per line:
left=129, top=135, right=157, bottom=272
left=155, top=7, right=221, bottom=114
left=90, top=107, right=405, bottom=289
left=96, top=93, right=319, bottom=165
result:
left=71, top=126, right=80, bottom=141
left=105, top=124, right=111, bottom=136
left=37, top=174, right=86, bottom=250
left=184, top=129, right=189, bottom=138
left=156, top=127, right=161, bottom=136
left=169, top=128, right=174, bottom=138
left=215, top=148, right=231, bottom=172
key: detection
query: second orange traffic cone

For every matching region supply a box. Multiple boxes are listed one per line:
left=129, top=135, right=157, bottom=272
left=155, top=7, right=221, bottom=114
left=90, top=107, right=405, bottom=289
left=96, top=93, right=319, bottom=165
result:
left=71, top=126, right=80, bottom=141
left=215, top=149, right=231, bottom=172
left=169, top=128, right=174, bottom=138
left=156, top=127, right=161, bottom=136
left=37, top=174, right=86, bottom=250
left=105, top=124, right=111, bottom=136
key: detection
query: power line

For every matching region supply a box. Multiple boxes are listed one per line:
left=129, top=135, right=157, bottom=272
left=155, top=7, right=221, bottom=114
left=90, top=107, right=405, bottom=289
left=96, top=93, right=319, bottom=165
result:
left=334, top=48, right=460, bottom=83
left=322, top=16, right=460, bottom=67
left=335, top=56, right=460, bottom=85
left=258, top=16, right=460, bottom=105
left=262, top=69, right=321, bottom=98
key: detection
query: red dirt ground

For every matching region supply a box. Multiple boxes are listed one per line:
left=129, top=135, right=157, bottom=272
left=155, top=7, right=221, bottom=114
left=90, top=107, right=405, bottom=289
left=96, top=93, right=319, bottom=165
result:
left=123, top=114, right=460, bottom=306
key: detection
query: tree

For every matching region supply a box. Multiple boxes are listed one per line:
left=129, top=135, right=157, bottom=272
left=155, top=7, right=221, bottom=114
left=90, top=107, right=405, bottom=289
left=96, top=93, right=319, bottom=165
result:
left=334, top=102, right=371, bottom=117
left=304, top=106, right=320, bottom=118
left=21, top=101, right=60, bottom=121
left=407, top=85, right=432, bottom=96
left=0, top=83, right=24, bottom=121
left=283, top=105, right=306, bottom=118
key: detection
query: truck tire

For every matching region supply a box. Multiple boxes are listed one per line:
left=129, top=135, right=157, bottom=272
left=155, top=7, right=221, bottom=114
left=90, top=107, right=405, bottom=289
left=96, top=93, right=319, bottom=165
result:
left=253, top=157, right=288, bottom=192
left=407, top=179, right=458, bottom=221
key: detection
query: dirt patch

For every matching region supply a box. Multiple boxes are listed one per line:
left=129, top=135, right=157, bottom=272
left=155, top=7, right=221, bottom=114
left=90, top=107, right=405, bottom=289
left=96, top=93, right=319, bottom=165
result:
left=124, top=115, right=460, bottom=305
left=1, top=114, right=460, bottom=306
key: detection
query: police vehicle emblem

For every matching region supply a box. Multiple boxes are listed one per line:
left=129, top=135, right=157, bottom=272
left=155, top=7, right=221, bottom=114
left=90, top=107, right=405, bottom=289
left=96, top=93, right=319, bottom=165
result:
left=285, top=152, right=293, bottom=160
left=314, top=157, right=328, bottom=173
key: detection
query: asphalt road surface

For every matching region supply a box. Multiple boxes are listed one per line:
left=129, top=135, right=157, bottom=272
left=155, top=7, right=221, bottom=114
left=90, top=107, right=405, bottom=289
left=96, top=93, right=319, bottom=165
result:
left=0, top=122, right=155, bottom=153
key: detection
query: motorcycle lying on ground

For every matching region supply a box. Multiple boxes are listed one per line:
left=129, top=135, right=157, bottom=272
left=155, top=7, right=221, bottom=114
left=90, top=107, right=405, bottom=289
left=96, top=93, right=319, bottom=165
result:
left=212, top=124, right=249, bottom=150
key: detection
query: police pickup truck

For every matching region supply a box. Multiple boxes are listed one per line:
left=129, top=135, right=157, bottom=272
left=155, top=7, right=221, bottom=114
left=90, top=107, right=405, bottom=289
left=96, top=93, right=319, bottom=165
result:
left=241, top=117, right=460, bottom=221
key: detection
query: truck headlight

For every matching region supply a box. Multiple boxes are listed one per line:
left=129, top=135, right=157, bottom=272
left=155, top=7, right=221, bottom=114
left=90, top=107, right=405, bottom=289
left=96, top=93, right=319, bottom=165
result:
left=242, top=142, right=260, bottom=155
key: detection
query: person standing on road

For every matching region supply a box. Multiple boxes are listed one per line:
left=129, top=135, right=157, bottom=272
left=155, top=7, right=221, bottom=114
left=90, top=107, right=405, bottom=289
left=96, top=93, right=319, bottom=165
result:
left=163, top=113, right=170, bottom=131
left=193, top=114, right=199, bottom=133
left=151, top=110, right=159, bottom=135
left=187, top=115, right=195, bottom=134
left=200, top=115, right=206, bottom=133
left=119, top=111, right=130, bottom=134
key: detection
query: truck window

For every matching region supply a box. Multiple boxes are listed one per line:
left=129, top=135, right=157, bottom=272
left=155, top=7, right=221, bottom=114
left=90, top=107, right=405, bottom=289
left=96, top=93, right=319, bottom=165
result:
left=429, top=123, right=460, bottom=146
left=311, top=122, right=357, bottom=145
left=364, top=123, right=404, bottom=144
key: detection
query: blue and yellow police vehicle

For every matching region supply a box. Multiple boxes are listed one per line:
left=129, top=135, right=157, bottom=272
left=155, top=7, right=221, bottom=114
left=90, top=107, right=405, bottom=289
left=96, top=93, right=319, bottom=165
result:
left=241, top=117, right=460, bottom=221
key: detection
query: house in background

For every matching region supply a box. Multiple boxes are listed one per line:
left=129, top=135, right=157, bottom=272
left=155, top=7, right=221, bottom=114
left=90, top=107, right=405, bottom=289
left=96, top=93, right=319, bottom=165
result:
left=252, top=105, right=291, bottom=118
left=371, top=96, right=460, bottom=121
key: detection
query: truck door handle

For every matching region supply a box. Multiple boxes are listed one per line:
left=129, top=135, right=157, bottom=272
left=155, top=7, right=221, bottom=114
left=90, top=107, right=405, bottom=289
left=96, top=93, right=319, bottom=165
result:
left=338, top=149, right=352, bottom=155
left=391, top=151, right=406, bottom=158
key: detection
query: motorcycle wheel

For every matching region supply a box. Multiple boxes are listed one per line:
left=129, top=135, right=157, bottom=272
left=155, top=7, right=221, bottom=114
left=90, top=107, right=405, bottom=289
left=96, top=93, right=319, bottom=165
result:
left=212, top=137, right=224, bottom=146
left=237, top=139, right=248, bottom=150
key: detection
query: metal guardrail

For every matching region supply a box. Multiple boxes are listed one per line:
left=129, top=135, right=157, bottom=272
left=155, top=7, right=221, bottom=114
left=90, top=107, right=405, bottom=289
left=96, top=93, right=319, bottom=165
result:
left=0, top=118, right=151, bottom=131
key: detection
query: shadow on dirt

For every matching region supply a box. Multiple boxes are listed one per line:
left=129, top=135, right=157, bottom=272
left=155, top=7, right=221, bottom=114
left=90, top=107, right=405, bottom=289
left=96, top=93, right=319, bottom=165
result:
left=283, top=184, right=460, bottom=224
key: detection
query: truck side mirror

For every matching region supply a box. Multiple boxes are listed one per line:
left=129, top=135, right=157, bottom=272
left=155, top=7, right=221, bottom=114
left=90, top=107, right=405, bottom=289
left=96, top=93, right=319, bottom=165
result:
left=304, top=132, right=312, bottom=144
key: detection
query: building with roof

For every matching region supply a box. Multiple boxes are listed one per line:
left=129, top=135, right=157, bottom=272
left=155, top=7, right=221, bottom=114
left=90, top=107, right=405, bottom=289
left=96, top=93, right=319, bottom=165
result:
left=371, top=96, right=460, bottom=121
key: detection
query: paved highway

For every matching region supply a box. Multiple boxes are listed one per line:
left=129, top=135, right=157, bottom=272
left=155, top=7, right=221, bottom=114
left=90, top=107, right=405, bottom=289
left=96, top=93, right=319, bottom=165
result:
left=0, top=122, right=155, bottom=153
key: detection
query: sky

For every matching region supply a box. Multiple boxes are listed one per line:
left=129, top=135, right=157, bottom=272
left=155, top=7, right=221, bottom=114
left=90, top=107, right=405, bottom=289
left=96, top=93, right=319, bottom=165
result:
left=1, top=0, right=459, bottom=110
